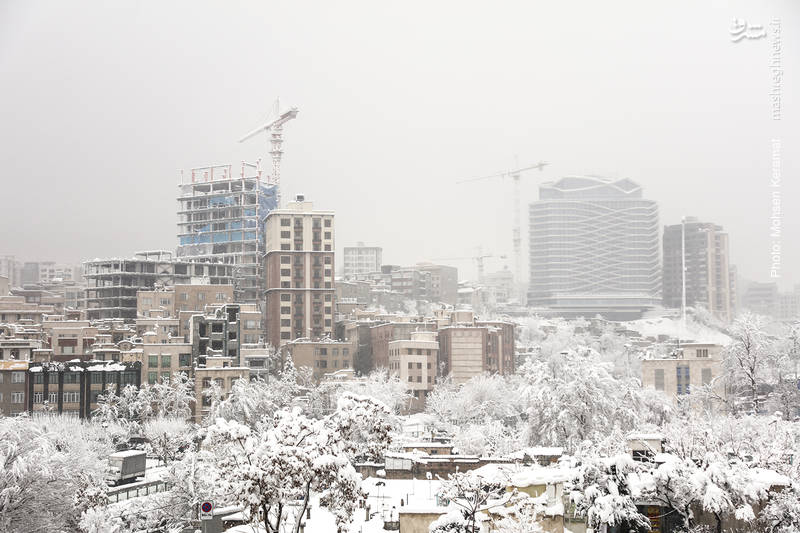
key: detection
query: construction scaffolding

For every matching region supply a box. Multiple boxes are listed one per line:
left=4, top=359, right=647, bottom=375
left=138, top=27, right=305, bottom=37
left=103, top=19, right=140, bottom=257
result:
left=176, top=162, right=278, bottom=307
left=84, top=251, right=235, bottom=321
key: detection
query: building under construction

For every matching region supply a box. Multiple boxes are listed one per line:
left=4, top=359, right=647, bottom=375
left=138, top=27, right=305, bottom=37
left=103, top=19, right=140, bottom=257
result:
left=84, top=251, right=234, bottom=321
left=176, top=162, right=278, bottom=307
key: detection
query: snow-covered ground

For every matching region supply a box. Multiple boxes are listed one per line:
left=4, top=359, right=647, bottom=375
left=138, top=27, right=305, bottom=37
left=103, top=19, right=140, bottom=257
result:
left=625, top=316, right=730, bottom=345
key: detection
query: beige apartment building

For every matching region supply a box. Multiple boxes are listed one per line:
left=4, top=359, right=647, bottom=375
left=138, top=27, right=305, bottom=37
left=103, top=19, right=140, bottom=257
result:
left=0, top=360, right=28, bottom=416
left=264, top=195, right=335, bottom=348
left=0, top=295, right=55, bottom=324
left=438, top=326, right=487, bottom=384
left=137, top=284, right=234, bottom=319
left=284, top=338, right=354, bottom=382
left=641, top=343, right=724, bottom=400
left=44, top=322, right=98, bottom=362
left=193, top=356, right=249, bottom=422
left=139, top=342, right=193, bottom=385
left=388, top=331, right=439, bottom=409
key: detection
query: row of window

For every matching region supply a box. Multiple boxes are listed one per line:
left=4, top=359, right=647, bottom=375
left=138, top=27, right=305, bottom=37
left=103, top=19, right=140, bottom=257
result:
left=314, top=359, right=350, bottom=369
left=0, top=371, right=25, bottom=383
left=280, top=243, right=333, bottom=252
left=280, top=217, right=332, bottom=228
left=314, top=347, right=349, bottom=356
left=32, top=391, right=81, bottom=403
left=280, top=255, right=332, bottom=265
left=389, top=348, right=435, bottom=357
left=147, top=354, right=192, bottom=368
left=408, top=375, right=432, bottom=383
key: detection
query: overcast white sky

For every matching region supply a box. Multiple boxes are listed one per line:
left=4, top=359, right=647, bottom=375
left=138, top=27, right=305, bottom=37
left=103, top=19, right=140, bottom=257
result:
left=1, top=1, right=798, bottom=288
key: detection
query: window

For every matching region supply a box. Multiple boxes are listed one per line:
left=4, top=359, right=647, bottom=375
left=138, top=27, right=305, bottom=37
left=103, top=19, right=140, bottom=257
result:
left=33, top=392, right=43, bottom=403
left=48, top=373, right=58, bottom=384
left=408, top=362, right=413, bottom=369
left=702, top=368, right=712, bottom=385
left=48, top=392, right=57, bottom=404
left=148, top=372, right=158, bottom=385
left=63, top=372, right=79, bottom=384
left=91, top=373, right=103, bottom=384
left=179, top=353, right=191, bottom=367
left=62, top=346, right=75, bottom=355
left=63, top=392, right=80, bottom=403
left=198, top=293, right=205, bottom=301
left=160, top=298, right=171, bottom=306
left=324, top=232, right=331, bottom=239
left=281, top=293, right=291, bottom=302
left=281, top=244, right=291, bottom=250
left=408, top=376, right=413, bottom=382
left=281, top=231, right=291, bottom=238
left=216, top=292, right=226, bottom=302
left=324, top=219, right=331, bottom=227
left=148, top=355, right=159, bottom=367
left=676, top=366, right=690, bottom=395
left=181, top=292, right=188, bottom=301
left=11, top=392, right=23, bottom=404
left=11, top=371, right=24, bottom=383
left=281, top=256, right=291, bottom=264
left=417, top=376, right=422, bottom=382
left=654, top=369, right=664, bottom=391
left=161, top=355, right=171, bottom=368
left=281, top=218, right=290, bottom=226
left=697, top=348, right=709, bottom=358
left=162, top=372, right=171, bottom=382
left=417, top=363, right=422, bottom=369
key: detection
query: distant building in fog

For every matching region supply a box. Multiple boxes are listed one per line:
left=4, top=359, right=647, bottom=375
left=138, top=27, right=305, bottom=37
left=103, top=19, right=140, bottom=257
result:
left=663, top=218, right=732, bottom=323
left=343, top=243, right=382, bottom=278
left=528, top=176, right=660, bottom=319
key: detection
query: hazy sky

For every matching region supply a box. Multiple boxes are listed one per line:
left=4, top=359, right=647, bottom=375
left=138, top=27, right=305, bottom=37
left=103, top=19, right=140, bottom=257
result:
left=1, top=1, right=798, bottom=288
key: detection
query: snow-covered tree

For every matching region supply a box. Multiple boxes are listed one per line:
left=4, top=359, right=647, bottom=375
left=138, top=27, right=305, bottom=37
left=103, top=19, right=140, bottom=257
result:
left=488, top=491, right=547, bottom=533
left=758, top=486, right=800, bottom=533
left=568, top=452, right=650, bottom=532
left=0, top=416, right=109, bottom=533
left=203, top=393, right=392, bottom=533
left=208, top=373, right=298, bottom=429
left=142, top=416, right=194, bottom=465
left=521, top=353, right=640, bottom=451
left=437, top=471, right=506, bottom=533
left=723, top=313, right=777, bottom=414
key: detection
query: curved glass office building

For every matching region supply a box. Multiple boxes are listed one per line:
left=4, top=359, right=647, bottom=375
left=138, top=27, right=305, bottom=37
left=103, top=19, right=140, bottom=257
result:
left=528, top=176, right=661, bottom=319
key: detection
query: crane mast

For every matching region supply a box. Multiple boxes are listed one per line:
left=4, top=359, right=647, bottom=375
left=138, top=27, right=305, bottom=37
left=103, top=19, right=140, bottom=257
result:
left=455, top=160, right=548, bottom=299
left=239, top=101, right=299, bottom=207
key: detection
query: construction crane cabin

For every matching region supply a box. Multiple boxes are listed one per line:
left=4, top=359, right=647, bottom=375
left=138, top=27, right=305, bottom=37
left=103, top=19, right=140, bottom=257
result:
left=239, top=101, right=299, bottom=207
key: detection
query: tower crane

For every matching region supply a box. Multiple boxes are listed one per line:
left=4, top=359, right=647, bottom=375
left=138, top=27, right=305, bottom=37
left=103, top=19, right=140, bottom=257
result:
left=430, top=251, right=507, bottom=282
left=239, top=98, right=299, bottom=207
left=456, top=160, right=548, bottom=292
